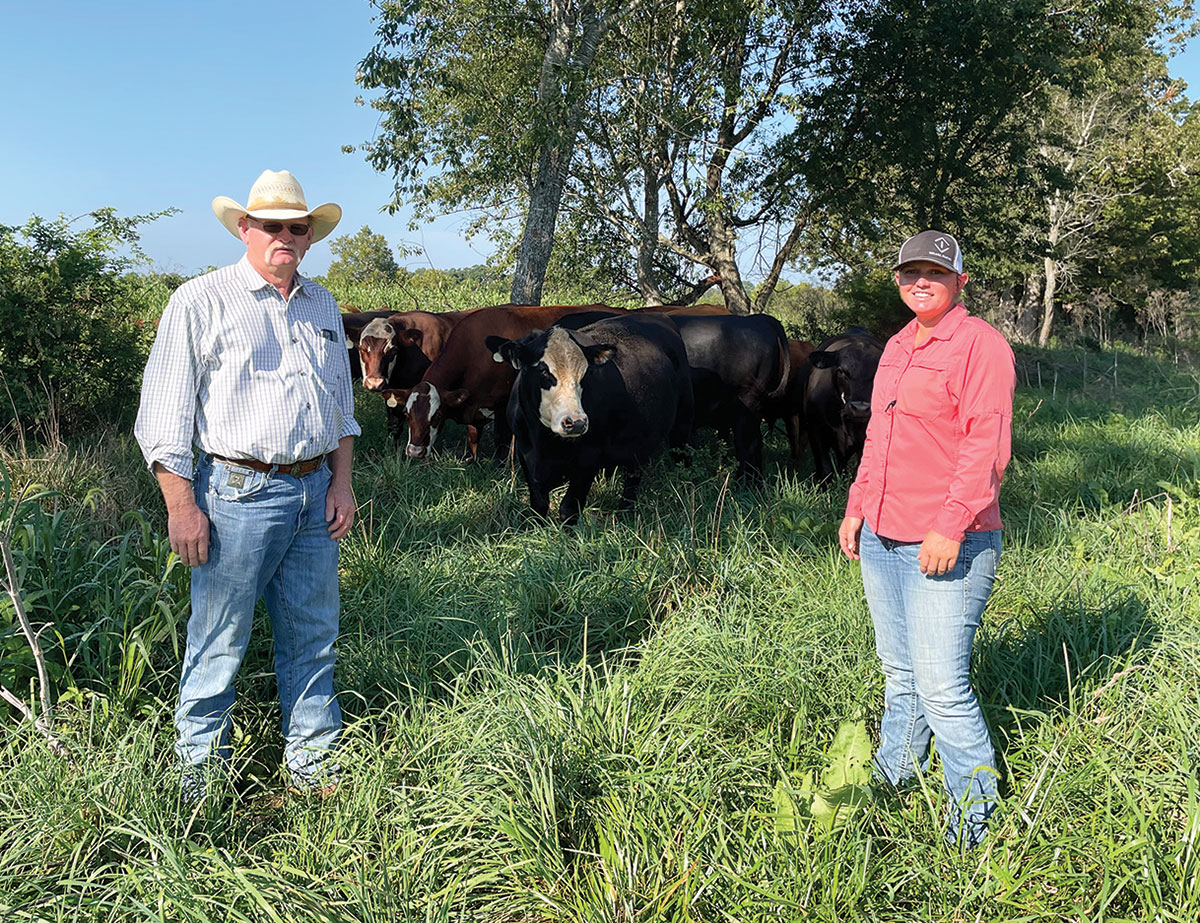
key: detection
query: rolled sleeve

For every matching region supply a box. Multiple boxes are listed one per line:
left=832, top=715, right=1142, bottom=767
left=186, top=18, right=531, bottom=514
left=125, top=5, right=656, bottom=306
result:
left=134, top=296, right=201, bottom=478
left=931, top=336, right=1015, bottom=541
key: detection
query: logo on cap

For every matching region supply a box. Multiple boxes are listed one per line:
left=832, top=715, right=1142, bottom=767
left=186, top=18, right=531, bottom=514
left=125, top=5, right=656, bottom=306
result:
left=934, top=236, right=950, bottom=255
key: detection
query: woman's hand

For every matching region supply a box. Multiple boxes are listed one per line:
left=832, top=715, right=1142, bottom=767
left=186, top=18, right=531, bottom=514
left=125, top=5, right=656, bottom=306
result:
left=918, top=530, right=961, bottom=575
left=838, top=516, right=864, bottom=560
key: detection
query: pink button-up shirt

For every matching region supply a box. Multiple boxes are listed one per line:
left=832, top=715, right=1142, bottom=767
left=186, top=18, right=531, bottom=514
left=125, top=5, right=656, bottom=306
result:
left=845, top=304, right=1015, bottom=543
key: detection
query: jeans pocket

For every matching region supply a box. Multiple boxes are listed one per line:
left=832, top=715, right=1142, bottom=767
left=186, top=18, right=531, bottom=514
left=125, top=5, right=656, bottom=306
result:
left=207, top=461, right=268, bottom=502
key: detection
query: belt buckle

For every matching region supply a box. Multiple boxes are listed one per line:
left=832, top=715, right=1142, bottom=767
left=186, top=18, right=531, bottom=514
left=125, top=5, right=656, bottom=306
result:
left=288, top=461, right=304, bottom=477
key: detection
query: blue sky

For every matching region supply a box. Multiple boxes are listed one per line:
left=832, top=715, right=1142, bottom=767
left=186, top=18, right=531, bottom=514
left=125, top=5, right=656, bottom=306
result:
left=3, top=1, right=1198, bottom=278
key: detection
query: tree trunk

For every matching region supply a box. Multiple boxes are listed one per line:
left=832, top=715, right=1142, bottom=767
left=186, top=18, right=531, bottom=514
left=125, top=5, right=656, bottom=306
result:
left=637, top=160, right=664, bottom=305
left=1038, top=255, right=1057, bottom=346
left=509, top=1, right=634, bottom=305
left=708, top=216, right=751, bottom=314
left=996, top=282, right=1019, bottom=337
left=511, top=146, right=568, bottom=305
left=1013, top=270, right=1042, bottom=343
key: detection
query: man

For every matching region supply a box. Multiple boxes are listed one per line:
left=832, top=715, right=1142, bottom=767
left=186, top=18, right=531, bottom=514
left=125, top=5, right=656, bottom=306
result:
left=135, top=169, right=359, bottom=802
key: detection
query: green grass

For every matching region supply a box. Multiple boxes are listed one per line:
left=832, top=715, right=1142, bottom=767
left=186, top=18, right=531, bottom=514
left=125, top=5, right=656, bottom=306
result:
left=2, top=342, right=1199, bottom=921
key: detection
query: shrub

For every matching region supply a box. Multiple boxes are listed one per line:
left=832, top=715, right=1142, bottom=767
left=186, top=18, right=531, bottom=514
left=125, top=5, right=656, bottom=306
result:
left=0, top=209, right=179, bottom=439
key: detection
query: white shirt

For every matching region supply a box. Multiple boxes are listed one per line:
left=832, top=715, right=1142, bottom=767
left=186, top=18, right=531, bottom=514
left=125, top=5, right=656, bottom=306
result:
left=135, top=256, right=360, bottom=479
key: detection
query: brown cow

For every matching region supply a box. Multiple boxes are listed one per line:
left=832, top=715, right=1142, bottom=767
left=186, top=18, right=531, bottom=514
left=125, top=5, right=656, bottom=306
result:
left=357, top=309, right=481, bottom=391
left=762, top=338, right=817, bottom=459
left=341, top=310, right=395, bottom=382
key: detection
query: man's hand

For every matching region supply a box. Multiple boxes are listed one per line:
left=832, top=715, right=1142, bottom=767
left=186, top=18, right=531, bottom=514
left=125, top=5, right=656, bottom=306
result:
left=153, top=463, right=209, bottom=566
left=325, top=480, right=355, bottom=540
left=917, top=530, right=961, bottom=575
left=168, top=502, right=211, bottom=566
left=838, top=516, right=864, bottom=560
left=325, top=435, right=356, bottom=541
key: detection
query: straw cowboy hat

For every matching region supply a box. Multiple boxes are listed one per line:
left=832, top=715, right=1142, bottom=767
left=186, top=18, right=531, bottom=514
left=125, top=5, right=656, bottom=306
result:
left=212, top=170, right=342, bottom=242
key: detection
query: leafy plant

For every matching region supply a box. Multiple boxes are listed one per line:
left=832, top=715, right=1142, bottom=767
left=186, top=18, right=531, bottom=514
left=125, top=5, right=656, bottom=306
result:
left=0, top=208, right=178, bottom=437
left=775, top=719, right=874, bottom=834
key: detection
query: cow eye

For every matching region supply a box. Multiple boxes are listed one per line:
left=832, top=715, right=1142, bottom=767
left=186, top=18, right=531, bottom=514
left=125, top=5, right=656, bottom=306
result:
left=537, top=364, right=556, bottom=388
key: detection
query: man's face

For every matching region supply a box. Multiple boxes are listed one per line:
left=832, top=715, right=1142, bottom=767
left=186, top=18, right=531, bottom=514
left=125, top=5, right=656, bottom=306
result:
left=239, top=215, right=313, bottom=276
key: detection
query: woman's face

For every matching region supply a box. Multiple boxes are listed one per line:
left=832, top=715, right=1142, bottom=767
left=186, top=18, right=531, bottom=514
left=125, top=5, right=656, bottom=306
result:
left=895, top=261, right=968, bottom=324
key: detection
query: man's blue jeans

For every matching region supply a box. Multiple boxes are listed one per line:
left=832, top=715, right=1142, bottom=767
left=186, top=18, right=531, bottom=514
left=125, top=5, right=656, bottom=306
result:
left=176, top=456, right=342, bottom=789
left=859, top=523, right=1000, bottom=847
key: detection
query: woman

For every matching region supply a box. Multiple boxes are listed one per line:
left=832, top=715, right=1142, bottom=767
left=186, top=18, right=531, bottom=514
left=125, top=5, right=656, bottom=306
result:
left=838, top=230, right=1016, bottom=848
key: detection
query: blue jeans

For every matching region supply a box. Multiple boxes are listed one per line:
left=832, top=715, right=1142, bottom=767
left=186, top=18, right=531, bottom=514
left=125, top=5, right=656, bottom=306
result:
left=177, top=456, right=342, bottom=788
left=859, top=523, right=1000, bottom=847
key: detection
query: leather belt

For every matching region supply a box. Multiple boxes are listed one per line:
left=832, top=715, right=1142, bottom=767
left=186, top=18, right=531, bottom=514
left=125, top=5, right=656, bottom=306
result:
left=211, top=454, right=326, bottom=477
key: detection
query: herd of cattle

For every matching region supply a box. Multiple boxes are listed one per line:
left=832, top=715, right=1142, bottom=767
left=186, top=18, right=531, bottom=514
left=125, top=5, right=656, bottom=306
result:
left=342, top=303, right=885, bottom=521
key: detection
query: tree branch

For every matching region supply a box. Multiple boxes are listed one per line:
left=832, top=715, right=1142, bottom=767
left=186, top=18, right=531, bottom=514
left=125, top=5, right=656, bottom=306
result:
left=0, top=524, right=69, bottom=758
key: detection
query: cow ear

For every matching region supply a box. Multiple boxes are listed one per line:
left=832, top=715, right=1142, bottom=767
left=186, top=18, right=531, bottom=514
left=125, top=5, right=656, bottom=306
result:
left=585, top=343, right=617, bottom=366
left=485, top=335, right=519, bottom=367
left=442, top=388, right=470, bottom=409
left=397, top=327, right=423, bottom=348
left=808, top=350, right=837, bottom=370
left=381, top=388, right=410, bottom=409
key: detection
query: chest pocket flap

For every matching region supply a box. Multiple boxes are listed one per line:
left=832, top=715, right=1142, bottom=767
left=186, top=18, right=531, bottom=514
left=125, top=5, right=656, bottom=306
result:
left=896, top=361, right=950, bottom=418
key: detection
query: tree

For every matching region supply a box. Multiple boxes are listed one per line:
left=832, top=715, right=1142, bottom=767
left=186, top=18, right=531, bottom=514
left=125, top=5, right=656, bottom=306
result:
left=1025, top=7, right=1199, bottom=344
left=357, top=0, right=638, bottom=306
left=560, top=0, right=834, bottom=313
left=326, top=225, right=400, bottom=285
left=789, top=0, right=1067, bottom=274
left=791, top=0, right=1197, bottom=343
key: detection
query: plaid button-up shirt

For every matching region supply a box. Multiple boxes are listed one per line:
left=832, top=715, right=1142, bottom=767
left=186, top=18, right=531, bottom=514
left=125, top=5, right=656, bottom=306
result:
left=135, top=256, right=360, bottom=479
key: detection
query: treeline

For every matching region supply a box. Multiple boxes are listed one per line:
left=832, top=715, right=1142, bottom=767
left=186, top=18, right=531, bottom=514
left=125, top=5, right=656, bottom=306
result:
left=354, top=0, right=1200, bottom=345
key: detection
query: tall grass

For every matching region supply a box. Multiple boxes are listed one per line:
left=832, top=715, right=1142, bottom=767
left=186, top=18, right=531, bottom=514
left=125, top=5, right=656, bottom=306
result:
left=1, top=342, right=1198, bottom=921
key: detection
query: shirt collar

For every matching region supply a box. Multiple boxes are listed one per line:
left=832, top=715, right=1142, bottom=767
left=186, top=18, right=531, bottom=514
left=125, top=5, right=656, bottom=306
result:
left=906, top=302, right=968, bottom=346
left=234, top=254, right=310, bottom=298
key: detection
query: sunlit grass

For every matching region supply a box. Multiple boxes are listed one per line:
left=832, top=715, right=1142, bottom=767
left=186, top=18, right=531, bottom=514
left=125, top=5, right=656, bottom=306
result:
left=1, top=344, right=1199, bottom=920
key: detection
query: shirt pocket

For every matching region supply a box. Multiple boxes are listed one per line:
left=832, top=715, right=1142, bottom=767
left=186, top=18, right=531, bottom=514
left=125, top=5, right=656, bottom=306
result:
left=208, top=461, right=268, bottom=502
left=297, top=324, right=345, bottom=388
left=895, top=361, right=950, bottom=419
left=870, top=359, right=903, bottom=414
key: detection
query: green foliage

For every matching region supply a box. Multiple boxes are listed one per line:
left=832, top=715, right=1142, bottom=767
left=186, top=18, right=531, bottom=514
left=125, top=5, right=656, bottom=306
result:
left=0, top=460, right=188, bottom=715
left=0, top=209, right=178, bottom=438
left=324, top=262, right=632, bottom=313
left=325, top=225, right=402, bottom=287
left=775, top=719, right=874, bottom=834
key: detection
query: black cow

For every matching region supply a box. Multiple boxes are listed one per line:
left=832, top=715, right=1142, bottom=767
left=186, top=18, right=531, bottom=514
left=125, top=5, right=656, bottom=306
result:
left=804, top=327, right=884, bottom=481
left=488, top=314, right=693, bottom=523
left=668, top=313, right=790, bottom=482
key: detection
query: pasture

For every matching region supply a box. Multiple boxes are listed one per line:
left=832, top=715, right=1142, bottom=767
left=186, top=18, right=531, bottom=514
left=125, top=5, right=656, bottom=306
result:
left=1, top=341, right=1199, bottom=921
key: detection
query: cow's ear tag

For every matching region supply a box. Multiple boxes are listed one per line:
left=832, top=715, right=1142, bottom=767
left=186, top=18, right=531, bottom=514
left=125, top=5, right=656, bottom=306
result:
left=228, top=471, right=247, bottom=488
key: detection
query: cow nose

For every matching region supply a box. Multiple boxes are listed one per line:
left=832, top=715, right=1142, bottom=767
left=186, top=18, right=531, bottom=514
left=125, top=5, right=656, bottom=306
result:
left=847, top=400, right=871, bottom=416
left=406, top=444, right=426, bottom=459
left=561, top=415, right=588, bottom=435
left=364, top=377, right=384, bottom=391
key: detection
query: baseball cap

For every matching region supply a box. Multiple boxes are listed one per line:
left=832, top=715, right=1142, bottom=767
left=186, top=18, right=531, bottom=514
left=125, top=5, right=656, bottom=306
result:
left=893, top=230, right=963, bottom=273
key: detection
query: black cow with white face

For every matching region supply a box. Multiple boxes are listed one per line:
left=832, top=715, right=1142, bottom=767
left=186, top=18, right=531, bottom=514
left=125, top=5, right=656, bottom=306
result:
left=804, top=327, right=885, bottom=481
left=487, top=314, right=693, bottom=524
left=668, top=313, right=790, bottom=483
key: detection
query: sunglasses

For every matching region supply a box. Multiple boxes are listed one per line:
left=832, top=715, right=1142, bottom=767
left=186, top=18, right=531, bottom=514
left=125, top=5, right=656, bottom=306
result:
left=252, top=220, right=312, bottom=236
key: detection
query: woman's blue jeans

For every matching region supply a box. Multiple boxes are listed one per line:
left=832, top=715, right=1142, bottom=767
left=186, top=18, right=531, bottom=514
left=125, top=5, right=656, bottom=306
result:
left=176, top=457, right=342, bottom=790
left=859, top=523, right=1000, bottom=847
